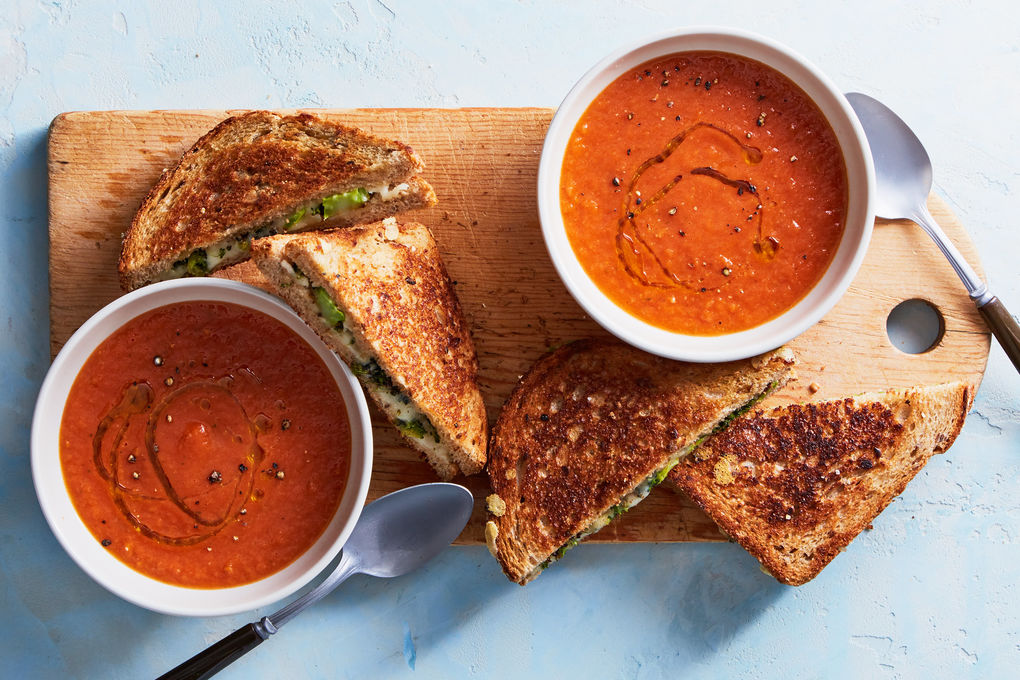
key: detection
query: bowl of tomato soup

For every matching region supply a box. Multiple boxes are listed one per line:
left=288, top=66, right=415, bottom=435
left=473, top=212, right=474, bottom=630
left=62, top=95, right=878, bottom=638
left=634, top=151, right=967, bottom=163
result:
left=539, top=27, right=874, bottom=361
left=32, top=278, right=372, bottom=616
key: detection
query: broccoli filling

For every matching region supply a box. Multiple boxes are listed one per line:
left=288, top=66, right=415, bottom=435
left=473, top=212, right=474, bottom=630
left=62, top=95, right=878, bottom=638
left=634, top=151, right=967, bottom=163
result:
left=185, top=249, right=208, bottom=276
left=532, top=379, right=781, bottom=576
left=162, top=186, right=391, bottom=281
left=350, top=359, right=441, bottom=445
left=313, top=286, right=345, bottom=327
left=320, top=188, right=368, bottom=219
left=710, top=384, right=773, bottom=435
left=283, top=207, right=308, bottom=231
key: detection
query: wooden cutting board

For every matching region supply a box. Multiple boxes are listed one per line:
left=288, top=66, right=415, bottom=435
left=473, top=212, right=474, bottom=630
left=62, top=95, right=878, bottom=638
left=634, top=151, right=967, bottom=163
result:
left=47, top=109, right=990, bottom=545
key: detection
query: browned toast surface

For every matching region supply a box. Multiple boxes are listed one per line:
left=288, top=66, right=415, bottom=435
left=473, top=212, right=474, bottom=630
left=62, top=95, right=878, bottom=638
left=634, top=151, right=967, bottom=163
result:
left=486, top=339, right=796, bottom=584
left=668, top=382, right=974, bottom=585
left=119, top=111, right=435, bottom=290
left=251, top=222, right=487, bottom=479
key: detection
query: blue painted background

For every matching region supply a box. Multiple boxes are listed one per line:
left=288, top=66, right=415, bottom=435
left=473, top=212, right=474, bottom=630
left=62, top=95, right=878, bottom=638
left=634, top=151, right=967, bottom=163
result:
left=2, top=2, right=1018, bottom=677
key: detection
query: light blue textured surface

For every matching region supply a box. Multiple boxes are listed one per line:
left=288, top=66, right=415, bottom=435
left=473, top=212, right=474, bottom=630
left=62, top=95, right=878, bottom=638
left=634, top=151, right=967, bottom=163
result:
left=2, top=2, right=1018, bottom=678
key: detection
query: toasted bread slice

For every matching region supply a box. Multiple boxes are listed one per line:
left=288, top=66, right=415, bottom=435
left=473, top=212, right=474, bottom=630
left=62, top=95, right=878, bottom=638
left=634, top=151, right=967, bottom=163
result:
left=251, top=221, right=486, bottom=480
left=119, top=111, right=437, bottom=291
left=485, top=339, right=796, bottom=584
left=668, top=382, right=975, bottom=585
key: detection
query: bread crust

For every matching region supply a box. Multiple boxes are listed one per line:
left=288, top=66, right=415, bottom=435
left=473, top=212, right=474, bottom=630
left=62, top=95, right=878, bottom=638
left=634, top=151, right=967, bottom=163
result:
left=119, top=111, right=436, bottom=290
left=251, top=222, right=487, bottom=480
left=668, top=382, right=975, bottom=585
left=486, top=339, right=796, bottom=584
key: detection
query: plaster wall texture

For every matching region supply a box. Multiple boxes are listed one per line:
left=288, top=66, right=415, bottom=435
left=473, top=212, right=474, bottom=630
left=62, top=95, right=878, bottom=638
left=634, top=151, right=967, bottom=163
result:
left=1, top=1, right=1018, bottom=678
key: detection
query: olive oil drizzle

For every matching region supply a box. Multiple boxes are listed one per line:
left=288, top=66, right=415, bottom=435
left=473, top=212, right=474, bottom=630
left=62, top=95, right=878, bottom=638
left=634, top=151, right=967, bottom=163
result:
left=93, top=382, right=152, bottom=486
left=93, top=380, right=264, bottom=547
left=615, top=122, right=775, bottom=291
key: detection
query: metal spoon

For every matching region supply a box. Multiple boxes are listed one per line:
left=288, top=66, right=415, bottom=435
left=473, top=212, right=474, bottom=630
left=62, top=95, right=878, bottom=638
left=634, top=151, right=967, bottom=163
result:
left=158, top=483, right=474, bottom=680
left=846, top=92, right=1020, bottom=373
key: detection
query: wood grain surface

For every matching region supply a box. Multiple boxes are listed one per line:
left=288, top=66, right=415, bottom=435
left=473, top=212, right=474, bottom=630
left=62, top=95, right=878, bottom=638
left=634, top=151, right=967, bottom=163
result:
left=47, top=109, right=990, bottom=545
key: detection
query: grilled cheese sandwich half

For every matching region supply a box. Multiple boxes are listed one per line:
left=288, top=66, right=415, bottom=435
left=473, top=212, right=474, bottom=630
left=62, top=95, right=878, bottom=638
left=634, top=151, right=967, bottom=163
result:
left=668, top=382, right=975, bottom=585
left=485, top=339, right=795, bottom=585
left=120, top=111, right=437, bottom=291
left=252, top=221, right=487, bottom=480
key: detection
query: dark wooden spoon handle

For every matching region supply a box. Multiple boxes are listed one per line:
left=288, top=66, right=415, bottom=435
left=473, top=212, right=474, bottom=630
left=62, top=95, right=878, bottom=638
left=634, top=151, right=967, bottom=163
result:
left=978, top=296, right=1020, bottom=373
left=156, top=623, right=266, bottom=680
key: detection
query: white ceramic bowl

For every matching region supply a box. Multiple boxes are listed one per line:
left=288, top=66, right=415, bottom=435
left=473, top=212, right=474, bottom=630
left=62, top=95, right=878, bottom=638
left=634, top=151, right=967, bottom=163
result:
left=538, top=27, right=875, bottom=362
left=32, top=278, right=373, bottom=617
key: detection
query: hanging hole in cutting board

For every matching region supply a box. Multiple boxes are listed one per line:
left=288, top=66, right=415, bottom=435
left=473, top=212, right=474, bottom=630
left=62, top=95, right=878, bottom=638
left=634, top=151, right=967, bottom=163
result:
left=886, top=299, right=945, bottom=354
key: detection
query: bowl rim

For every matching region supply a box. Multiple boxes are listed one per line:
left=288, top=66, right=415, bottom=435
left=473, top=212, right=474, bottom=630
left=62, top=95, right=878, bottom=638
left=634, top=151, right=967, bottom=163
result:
left=31, top=278, right=373, bottom=617
left=538, top=26, right=875, bottom=362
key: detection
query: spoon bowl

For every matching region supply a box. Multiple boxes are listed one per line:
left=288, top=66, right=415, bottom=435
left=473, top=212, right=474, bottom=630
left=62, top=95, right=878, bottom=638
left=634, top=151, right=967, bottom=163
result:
left=846, top=93, right=934, bottom=219
left=337, top=482, right=475, bottom=578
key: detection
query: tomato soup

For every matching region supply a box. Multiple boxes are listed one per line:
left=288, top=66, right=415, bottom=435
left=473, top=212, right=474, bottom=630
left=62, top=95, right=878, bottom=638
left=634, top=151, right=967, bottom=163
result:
left=59, top=301, right=351, bottom=588
left=561, top=51, right=848, bottom=335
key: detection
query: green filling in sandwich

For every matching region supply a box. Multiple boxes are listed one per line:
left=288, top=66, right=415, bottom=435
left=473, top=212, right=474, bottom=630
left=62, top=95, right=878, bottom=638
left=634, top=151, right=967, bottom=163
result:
left=313, top=286, right=346, bottom=327
left=167, top=187, right=371, bottom=279
left=320, top=188, right=369, bottom=219
left=186, top=249, right=208, bottom=276
left=283, top=207, right=307, bottom=232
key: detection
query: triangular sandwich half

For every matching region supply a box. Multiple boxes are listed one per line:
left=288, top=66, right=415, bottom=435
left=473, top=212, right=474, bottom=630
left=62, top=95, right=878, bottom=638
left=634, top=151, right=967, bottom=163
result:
left=251, top=221, right=486, bottom=480
left=668, top=382, right=974, bottom=585
left=485, top=339, right=796, bottom=584
left=119, top=111, right=437, bottom=290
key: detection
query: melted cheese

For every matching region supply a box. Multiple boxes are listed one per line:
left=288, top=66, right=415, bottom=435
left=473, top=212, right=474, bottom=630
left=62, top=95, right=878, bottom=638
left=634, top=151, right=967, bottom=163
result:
left=374, top=182, right=410, bottom=201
